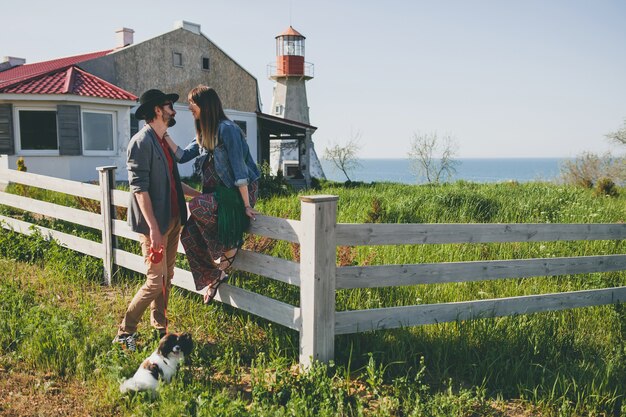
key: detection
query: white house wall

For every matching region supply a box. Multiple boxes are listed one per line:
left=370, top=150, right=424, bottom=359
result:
left=4, top=100, right=257, bottom=183
left=5, top=100, right=131, bottom=182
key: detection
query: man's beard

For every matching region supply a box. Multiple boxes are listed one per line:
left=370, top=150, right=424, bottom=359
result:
left=163, top=114, right=176, bottom=127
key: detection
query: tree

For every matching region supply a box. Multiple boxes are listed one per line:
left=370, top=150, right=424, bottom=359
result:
left=606, top=118, right=626, bottom=146
left=408, top=132, right=459, bottom=184
left=323, top=132, right=362, bottom=182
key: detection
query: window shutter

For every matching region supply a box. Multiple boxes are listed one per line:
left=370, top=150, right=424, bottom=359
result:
left=130, top=113, right=139, bottom=137
left=0, top=104, right=14, bottom=155
left=57, top=104, right=82, bottom=155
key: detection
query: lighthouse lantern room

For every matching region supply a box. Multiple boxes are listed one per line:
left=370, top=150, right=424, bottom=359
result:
left=276, top=26, right=306, bottom=76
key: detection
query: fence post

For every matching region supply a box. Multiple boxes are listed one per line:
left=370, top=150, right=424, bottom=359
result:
left=97, top=166, right=117, bottom=285
left=299, top=194, right=338, bottom=368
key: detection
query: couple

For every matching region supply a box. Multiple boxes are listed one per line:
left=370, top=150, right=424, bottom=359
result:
left=114, top=86, right=260, bottom=351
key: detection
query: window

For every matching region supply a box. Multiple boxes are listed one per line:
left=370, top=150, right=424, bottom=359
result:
left=275, top=104, right=283, bottom=115
left=173, top=52, right=183, bottom=67
left=202, top=57, right=210, bottom=71
left=18, top=110, right=58, bottom=151
left=233, top=120, right=247, bottom=136
left=82, top=110, right=115, bottom=154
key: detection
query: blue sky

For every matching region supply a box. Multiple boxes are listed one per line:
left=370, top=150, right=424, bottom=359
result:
left=3, top=0, right=625, bottom=158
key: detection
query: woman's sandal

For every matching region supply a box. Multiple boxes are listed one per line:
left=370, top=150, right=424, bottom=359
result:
left=203, top=272, right=229, bottom=304
left=219, top=248, right=239, bottom=272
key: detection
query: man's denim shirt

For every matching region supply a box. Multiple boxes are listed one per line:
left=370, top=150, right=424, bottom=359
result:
left=174, top=119, right=260, bottom=188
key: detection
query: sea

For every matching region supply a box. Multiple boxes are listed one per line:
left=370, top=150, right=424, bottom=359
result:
left=319, top=158, right=571, bottom=184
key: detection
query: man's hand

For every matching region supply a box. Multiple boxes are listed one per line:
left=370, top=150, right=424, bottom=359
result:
left=149, top=228, right=164, bottom=251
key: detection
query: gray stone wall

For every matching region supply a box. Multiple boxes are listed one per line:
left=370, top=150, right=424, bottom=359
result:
left=81, top=29, right=258, bottom=112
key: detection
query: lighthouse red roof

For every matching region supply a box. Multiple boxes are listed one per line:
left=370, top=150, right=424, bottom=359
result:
left=276, top=26, right=305, bottom=39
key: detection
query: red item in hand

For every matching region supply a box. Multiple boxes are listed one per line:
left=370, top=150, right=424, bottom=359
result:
left=149, top=247, right=164, bottom=264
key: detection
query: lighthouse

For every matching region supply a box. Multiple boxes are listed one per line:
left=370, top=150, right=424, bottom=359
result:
left=268, top=26, right=325, bottom=185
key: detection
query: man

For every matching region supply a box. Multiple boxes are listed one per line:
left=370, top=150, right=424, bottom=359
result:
left=113, top=89, right=189, bottom=351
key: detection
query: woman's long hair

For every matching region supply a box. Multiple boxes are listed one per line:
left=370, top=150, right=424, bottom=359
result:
left=188, top=85, right=227, bottom=151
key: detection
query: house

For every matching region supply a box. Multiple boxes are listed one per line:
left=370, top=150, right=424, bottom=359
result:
left=0, top=53, right=137, bottom=181
left=0, top=21, right=322, bottom=185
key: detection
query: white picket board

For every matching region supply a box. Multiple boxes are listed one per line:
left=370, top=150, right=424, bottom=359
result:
left=248, top=214, right=300, bottom=243
left=0, top=215, right=101, bottom=257
left=111, top=189, right=130, bottom=208
left=334, top=286, right=626, bottom=334
left=336, top=254, right=626, bottom=289
left=5, top=170, right=100, bottom=200
left=336, top=223, right=626, bottom=246
left=0, top=191, right=102, bottom=229
left=171, top=267, right=300, bottom=331
left=234, top=249, right=300, bottom=286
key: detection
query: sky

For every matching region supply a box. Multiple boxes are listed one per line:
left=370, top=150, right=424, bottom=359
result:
left=3, top=0, right=626, bottom=158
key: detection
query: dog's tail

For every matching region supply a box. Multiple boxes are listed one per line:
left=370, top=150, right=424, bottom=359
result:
left=119, top=378, right=137, bottom=393
left=120, top=377, right=156, bottom=393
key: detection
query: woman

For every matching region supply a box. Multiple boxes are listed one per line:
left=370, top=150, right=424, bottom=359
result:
left=164, top=86, right=260, bottom=303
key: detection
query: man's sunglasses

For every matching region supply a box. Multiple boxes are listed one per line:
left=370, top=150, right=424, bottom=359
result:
left=161, top=102, right=174, bottom=110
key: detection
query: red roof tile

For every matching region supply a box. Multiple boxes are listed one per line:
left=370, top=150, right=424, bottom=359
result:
left=0, top=50, right=112, bottom=88
left=0, top=66, right=137, bottom=101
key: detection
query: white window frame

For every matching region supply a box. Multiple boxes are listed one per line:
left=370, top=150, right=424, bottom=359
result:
left=14, top=105, right=59, bottom=156
left=81, top=108, right=117, bottom=156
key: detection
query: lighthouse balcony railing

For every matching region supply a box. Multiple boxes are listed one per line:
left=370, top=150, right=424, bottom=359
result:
left=267, top=62, right=314, bottom=79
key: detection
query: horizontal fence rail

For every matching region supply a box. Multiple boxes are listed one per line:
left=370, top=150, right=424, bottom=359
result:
left=337, top=223, right=626, bottom=246
left=336, top=255, right=626, bottom=289
left=335, top=287, right=626, bottom=334
left=1, top=167, right=625, bottom=367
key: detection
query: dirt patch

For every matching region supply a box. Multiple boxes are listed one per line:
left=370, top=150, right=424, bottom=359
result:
left=0, top=367, right=94, bottom=417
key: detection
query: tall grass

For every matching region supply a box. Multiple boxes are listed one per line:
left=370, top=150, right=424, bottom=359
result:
left=1, top=179, right=626, bottom=415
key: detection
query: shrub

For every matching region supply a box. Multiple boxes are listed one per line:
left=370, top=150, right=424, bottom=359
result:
left=561, top=152, right=626, bottom=188
left=365, top=197, right=385, bottom=223
left=594, top=177, right=619, bottom=197
left=257, top=162, right=295, bottom=198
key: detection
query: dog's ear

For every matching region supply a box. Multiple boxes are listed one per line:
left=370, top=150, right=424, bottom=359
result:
left=157, top=333, right=179, bottom=356
left=178, top=333, right=194, bottom=356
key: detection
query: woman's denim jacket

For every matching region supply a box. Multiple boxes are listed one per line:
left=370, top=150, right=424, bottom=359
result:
left=174, top=119, right=260, bottom=188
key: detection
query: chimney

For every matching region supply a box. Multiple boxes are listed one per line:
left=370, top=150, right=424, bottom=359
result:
left=115, top=28, right=134, bottom=48
left=0, top=56, right=26, bottom=72
left=174, top=20, right=201, bottom=35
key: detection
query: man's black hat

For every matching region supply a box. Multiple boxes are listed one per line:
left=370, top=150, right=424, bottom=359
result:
left=134, top=89, right=179, bottom=120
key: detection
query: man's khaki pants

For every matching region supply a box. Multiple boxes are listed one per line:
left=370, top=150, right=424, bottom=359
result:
left=118, top=217, right=181, bottom=335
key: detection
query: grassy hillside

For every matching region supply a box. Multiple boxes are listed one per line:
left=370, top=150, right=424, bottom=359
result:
left=1, top=180, right=625, bottom=416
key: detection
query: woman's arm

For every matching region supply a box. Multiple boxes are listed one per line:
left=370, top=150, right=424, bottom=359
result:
left=220, top=123, right=250, bottom=187
left=164, top=132, right=200, bottom=164
left=163, top=131, right=178, bottom=153
left=238, top=184, right=258, bottom=219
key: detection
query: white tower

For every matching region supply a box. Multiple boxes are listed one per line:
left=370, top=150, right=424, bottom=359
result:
left=269, top=26, right=325, bottom=184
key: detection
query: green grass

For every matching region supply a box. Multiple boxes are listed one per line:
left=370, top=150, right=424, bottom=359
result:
left=1, top=179, right=626, bottom=416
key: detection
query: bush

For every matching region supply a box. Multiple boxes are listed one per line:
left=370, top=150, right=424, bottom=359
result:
left=594, top=177, right=619, bottom=197
left=561, top=152, right=626, bottom=188
left=257, top=162, right=295, bottom=199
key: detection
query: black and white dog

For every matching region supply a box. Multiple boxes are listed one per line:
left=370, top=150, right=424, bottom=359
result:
left=120, top=332, right=193, bottom=393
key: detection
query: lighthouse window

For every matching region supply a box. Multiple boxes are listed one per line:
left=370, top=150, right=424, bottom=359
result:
left=202, top=57, right=210, bottom=71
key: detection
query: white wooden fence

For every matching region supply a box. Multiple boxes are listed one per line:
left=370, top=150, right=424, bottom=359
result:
left=1, top=167, right=626, bottom=367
